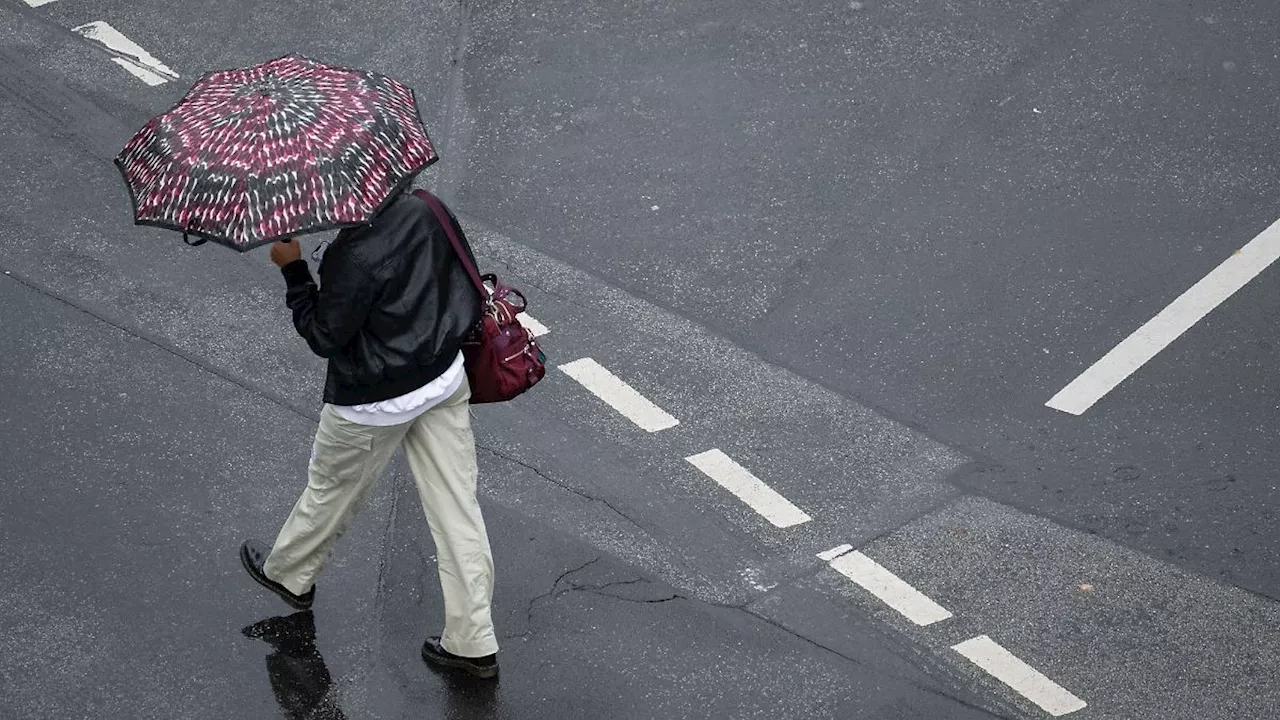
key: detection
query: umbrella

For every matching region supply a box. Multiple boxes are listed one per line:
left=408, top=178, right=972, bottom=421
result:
left=115, top=54, right=437, bottom=252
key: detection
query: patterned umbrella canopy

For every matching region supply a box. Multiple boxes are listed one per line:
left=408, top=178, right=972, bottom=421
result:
left=115, top=54, right=437, bottom=251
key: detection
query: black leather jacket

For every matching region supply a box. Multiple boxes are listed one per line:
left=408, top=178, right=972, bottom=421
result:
left=280, top=192, right=482, bottom=406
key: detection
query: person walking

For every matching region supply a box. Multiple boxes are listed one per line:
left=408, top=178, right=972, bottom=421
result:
left=238, top=190, right=501, bottom=679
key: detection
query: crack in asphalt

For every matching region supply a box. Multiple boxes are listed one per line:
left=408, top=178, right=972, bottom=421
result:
left=577, top=587, right=682, bottom=604
left=331, top=462, right=1002, bottom=718
left=496, top=561, right=1007, bottom=717
left=502, top=559, right=686, bottom=644
left=505, top=556, right=603, bottom=639
left=568, top=576, right=681, bottom=604
left=476, top=444, right=649, bottom=531
left=373, top=475, right=403, bottom=617
left=570, top=577, right=646, bottom=592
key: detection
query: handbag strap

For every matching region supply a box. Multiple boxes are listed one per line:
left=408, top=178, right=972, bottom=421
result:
left=413, top=189, right=486, bottom=296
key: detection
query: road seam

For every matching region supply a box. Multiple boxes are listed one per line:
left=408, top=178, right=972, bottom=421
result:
left=816, top=542, right=1085, bottom=716
left=0, top=266, right=319, bottom=423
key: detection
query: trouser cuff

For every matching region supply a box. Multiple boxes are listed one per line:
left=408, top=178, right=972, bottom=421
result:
left=442, top=632, right=499, bottom=658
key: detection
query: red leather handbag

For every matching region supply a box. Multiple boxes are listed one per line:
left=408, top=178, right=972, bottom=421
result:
left=413, top=190, right=546, bottom=403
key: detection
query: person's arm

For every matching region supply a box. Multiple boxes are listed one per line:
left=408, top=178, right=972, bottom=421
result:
left=271, top=240, right=373, bottom=358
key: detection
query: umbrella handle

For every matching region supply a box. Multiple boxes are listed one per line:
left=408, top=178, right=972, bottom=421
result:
left=182, top=233, right=207, bottom=247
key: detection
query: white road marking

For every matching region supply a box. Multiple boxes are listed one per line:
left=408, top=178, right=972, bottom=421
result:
left=558, top=358, right=679, bottom=432
left=72, top=21, right=179, bottom=84
left=685, top=449, right=811, bottom=528
left=817, top=544, right=854, bottom=562
left=518, top=312, right=549, bottom=337
left=110, top=58, right=167, bottom=86
left=1047, top=218, right=1280, bottom=415
left=952, top=635, right=1087, bottom=716
left=824, top=549, right=952, bottom=625
left=22, top=0, right=59, bottom=6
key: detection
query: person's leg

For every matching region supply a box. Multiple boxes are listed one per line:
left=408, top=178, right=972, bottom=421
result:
left=263, top=404, right=408, bottom=596
left=401, top=379, right=498, bottom=658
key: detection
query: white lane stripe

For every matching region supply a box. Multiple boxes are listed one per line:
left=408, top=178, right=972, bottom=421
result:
left=817, top=544, right=854, bottom=562
left=825, top=550, right=952, bottom=625
left=72, top=22, right=179, bottom=83
left=558, top=358, right=678, bottom=432
left=952, top=636, right=1087, bottom=716
left=22, top=0, right=59, bottom=6
left=518, top=312, right=549, bottom=337
left=1047, top=218, right=1280, bottom=415
left=111, top=58, right=166, bottom=86
left=685, top=449, right=811, bottom=528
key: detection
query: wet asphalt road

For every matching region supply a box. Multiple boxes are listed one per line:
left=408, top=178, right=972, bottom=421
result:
left=4, top=1, right=1280, bottom=718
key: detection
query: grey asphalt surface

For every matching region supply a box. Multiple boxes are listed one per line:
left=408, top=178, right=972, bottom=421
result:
left=445, top=0, right=1280, bottom=599
left=3, top=0, right=1280, bottom=718
left=0, top=272, right=994, bottom=719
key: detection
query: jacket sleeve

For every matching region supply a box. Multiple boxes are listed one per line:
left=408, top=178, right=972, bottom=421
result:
left=280, top=257, right=373, bottom=359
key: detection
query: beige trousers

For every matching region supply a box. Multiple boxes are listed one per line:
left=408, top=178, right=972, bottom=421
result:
left=263, top=379, right=498, bottom=657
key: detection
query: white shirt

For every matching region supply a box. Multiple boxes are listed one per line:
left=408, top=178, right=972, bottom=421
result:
left=333, top=352, right=466, bottom=427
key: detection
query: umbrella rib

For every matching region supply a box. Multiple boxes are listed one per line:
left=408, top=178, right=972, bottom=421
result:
left=244, top=101, right=274, bottom=243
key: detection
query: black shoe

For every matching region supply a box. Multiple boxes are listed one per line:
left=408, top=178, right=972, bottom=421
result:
left=240, top=540, right=315, bottom=610
left=421, top=637, right=499, bottom=679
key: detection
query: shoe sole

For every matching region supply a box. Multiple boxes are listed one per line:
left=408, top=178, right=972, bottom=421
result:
left=421, top=645, right=499, bottom=679
left=240, top=544, right=313, bottom=611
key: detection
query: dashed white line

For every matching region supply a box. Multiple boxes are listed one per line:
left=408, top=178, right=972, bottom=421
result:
left=558, top=357, right=679, bottom=432
left=109, top=58, right=167, bottom=87
left=22, top=0, right=60, bottom=7
left=518, top=312, right=549, bottom=337
left=686, top=449, right=811, bottom=528
left=952, top=635, right=1087, bottom=716
left=819, top=546, right=952, bottom=626
left=817, top=543, right=853, bottom=562
left=1047, top=217, right=1280, bottom=415
left=72, top=21, right=179, bottom=85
